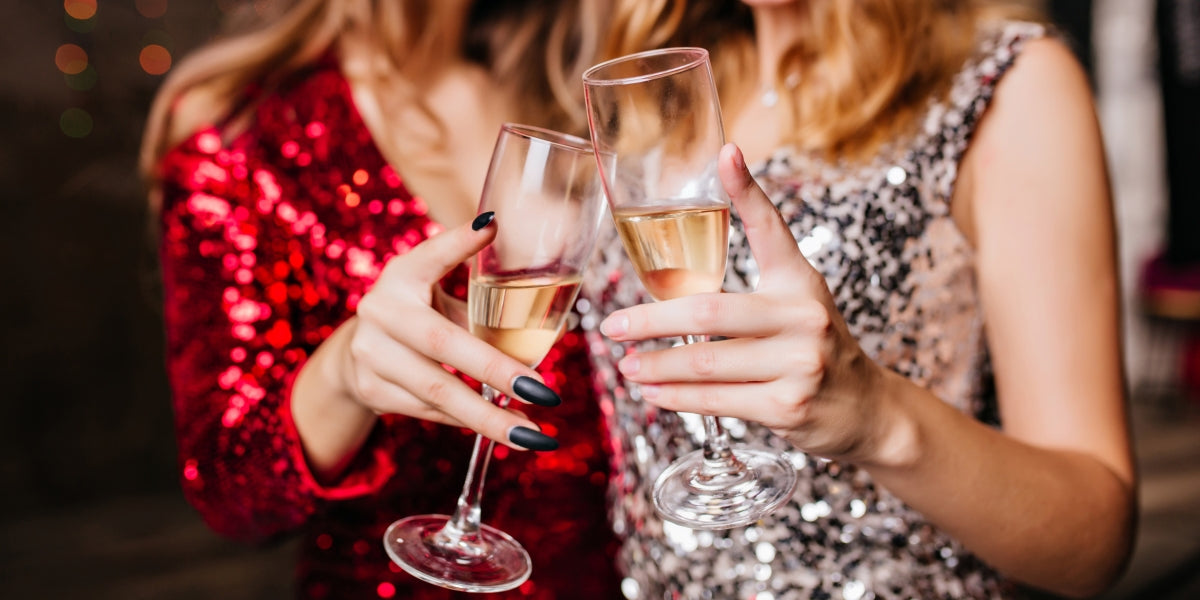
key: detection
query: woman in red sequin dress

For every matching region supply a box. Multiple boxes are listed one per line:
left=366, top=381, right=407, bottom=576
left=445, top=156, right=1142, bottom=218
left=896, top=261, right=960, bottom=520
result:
left=141, top=1, right=618, bottom=598
left=144, top=1, right=1137, bottom=599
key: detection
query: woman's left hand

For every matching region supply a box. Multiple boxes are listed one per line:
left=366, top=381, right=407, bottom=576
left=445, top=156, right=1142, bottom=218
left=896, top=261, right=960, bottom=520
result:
left=599, top=143, right=891, bottom=462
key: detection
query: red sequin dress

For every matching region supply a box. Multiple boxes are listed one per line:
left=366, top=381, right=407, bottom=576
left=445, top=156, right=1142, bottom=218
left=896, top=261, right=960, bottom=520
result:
left=156, top=60, right=619, bottom=599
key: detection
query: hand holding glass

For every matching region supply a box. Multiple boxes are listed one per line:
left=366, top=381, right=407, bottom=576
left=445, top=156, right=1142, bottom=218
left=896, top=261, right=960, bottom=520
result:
left=584, top=48, right=799, bottom=529
left=383, top=124, right=606, bottom=591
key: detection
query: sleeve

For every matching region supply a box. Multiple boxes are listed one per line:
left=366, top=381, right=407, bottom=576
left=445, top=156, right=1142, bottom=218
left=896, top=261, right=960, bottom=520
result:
left=156, top=133, right=397, bottom=543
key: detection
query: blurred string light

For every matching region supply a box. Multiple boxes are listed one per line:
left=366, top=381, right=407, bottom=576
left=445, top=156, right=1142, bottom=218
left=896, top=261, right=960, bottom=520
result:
left=135, top=0, right=168, bottom=19
left=55, top=44, right=88, bottom=75
left=140, top=45, right=172, bottom=75
left=64, top=0, right=97, bottom=33
left=65, top=66, right=99, bottom=92
left=60, top=108, right=94, bottom=138
left=60, top=0, right=98, bottom=138
left=141, top=26, right=174, bottom=76
left=63, top=0, right=96, bottom=20
left=56, top=43, right=97, bottom=92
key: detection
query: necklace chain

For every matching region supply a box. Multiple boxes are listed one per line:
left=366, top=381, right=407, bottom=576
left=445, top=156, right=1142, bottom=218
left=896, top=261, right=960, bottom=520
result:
left=760, top=72, right=801, bottom=108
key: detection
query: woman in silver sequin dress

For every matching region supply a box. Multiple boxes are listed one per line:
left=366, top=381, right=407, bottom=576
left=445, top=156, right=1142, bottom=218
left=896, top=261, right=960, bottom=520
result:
left=581, top=1, right=1136, bottom=598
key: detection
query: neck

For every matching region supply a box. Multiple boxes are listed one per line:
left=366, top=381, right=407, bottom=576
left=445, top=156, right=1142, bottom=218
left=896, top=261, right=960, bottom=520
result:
left=749, top=4, right=806, bottom=91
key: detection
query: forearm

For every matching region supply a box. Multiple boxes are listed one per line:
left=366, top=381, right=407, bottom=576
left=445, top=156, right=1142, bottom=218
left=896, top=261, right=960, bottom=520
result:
left=863, top=370, right=1136, bottom=597
left=291, top=316, right=379, bottom=484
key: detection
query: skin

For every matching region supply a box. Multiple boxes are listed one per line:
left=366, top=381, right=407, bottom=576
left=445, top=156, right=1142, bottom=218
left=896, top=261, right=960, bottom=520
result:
left=599, top=3, right=1135, bottom=597
left=288, top=55, right=558, bottom=477
left=201, top=0, right=1133, bottom=596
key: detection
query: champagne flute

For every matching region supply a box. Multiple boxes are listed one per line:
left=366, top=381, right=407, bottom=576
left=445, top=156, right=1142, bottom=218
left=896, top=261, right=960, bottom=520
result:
left=383, top=124, right=606, bottom=592
left=583, top=48, right=799, bottom=530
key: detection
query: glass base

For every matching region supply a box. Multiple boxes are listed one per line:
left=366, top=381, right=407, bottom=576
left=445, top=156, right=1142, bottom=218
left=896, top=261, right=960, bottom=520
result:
left=383, top=514, right=531, bottom=593
left=652, top=446, right=799, bottom=530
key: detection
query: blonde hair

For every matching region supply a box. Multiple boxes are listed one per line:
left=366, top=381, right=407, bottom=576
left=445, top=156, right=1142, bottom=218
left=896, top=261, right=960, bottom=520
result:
left=140, top=0, right=605, bottom=184
left=604, top=0, right=1041, bottom=161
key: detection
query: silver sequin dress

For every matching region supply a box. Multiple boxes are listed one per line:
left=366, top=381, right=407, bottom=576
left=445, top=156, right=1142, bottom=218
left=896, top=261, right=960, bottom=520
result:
left=578, top=21, right=1046, bottom=600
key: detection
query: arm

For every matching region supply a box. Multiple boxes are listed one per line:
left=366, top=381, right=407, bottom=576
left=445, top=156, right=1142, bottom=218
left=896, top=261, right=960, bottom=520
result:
left=599, top=40, right=1134, bottom=597
left=868, top=38, right=1133, bottom=595
left=158, top=148, right=392, bottom=542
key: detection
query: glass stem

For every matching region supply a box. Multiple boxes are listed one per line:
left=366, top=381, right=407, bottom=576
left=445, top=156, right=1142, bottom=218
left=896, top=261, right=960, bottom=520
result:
left=436, top=384, right=508, bottom=552
left=685, top=335, right=745, bottom=478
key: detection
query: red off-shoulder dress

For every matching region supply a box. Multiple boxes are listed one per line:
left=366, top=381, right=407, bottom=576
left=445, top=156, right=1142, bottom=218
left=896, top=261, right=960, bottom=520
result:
left=156, top=60, right=619, bottom=599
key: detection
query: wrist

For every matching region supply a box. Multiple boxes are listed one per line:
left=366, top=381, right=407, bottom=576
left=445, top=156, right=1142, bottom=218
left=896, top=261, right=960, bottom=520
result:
left=859, top=367, right=923, bottom=471
left=292, top=318, right=379, bottom=482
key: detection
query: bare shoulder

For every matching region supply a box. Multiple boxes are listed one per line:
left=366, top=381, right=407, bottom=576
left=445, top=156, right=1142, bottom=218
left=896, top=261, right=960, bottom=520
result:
left=974, top=36, right=1099, bottom=160
left=963, top=35, right=1106, bottom=201
left=164, top=80, right=234, bottom=150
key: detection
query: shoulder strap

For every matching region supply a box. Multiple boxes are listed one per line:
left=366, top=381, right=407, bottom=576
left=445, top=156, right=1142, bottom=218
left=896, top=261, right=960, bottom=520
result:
left=923, top=21, right=1049, bottom=204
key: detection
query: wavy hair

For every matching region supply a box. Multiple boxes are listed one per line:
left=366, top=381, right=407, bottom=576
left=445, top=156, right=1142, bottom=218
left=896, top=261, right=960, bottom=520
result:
left=603, top=0, right=1041, bottom=160
left=140, top=0, right=606, bottom=185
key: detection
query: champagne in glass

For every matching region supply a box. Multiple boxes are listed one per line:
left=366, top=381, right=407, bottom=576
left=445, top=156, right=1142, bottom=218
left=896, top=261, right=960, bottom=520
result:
left=383, top=124, right=605, bottom=592
left=612, top=203, right=730, bottom=301
left=584, top=48, right=798, bottom=530
left=468, top=272, right=582, bottom=367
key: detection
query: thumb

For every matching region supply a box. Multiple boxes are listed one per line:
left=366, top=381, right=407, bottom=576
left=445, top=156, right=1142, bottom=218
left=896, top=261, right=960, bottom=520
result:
left=718, top=143, right=806, bottom=282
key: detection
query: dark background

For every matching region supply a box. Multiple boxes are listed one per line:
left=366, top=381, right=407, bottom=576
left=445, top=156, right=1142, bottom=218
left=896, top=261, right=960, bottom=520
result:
left=0, top=2, right=295, bottom=598
left=1, top=1, right=1197, bottom=599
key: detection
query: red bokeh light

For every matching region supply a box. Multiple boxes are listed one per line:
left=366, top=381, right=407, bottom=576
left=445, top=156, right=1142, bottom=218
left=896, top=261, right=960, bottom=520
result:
left=55, top=44, right=88, bottom=75
left=139, top=44, right=172, bottom=75
left=64, top=0, right=97, bottom=20
left=135, top=0, right=168, bottom=19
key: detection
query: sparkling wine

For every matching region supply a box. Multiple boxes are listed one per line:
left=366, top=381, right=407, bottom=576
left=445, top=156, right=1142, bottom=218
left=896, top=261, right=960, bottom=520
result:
left=612, top=203, right=729, bottom=301
left=468, top=273, right=582, bottom=367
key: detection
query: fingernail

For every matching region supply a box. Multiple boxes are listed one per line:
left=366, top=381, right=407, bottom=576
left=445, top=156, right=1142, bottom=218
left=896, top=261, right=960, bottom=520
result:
left=508, top=426, right=559, bottom=451
left=639, top=384, right=660, bottom=400
left=512, top=376, right=561, bottom=407
left=471, top=211, right=495, bottom=231
left=731, top=144, right=746, bottom=173
left=618, top=356, right=640, bottom=376
left=600, top=314, right=628, bottom=337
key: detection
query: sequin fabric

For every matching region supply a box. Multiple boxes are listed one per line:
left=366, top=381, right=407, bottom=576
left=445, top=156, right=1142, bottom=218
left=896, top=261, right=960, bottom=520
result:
left=579, top=22, right=1045, bottom=600
left=157, top=59, right=619, bottom=599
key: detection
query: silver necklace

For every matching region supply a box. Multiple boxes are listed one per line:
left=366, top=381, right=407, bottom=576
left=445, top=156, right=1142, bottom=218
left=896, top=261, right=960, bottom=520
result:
left=761, top=72, right=801, bottom=108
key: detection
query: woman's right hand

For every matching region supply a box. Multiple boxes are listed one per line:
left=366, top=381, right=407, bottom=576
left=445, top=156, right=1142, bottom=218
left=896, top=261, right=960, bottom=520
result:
left=345, top=212, right=562, bottom=448
left=293, top=212, right=560, bottom=482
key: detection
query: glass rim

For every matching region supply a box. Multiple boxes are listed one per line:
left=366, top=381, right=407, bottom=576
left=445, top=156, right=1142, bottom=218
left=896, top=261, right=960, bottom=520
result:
left=500, top=123, right=592, bottom=154
left=582, top=47, right=710, bottom=87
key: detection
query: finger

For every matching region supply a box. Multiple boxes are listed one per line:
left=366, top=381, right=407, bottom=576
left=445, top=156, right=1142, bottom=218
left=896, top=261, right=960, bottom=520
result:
left=388, top=211, right=497, bottom=285
left=387, top=312, right=558, bottom=406
left=615, top=337, right=795, bottom=384
left=718, top=143, right=809, bottom=282
left=432, top=284, right=469, bottom=329
left=357, top=291, right=556, bottom=407
left=367, top=343, right=555, bottom=451
left=600, top=292, right=783, bottom=341
left=353, top=369, right=469, bottom=428
left=637, top=379, right=803, bottom=430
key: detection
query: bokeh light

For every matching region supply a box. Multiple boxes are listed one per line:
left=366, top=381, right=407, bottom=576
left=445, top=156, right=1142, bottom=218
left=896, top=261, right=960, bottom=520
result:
left=135, top=0, right=168, bottom=19
left=140, top=44, right=172, bottom=75
left=64, top=0, right=97, bottom=21
left=60, top=108, right=94, bottom=138
left=65, top=65, right=99, bottom=91
left=65, top=14, right=97, bottom=33
left=55, top=44, right=88, bottom=75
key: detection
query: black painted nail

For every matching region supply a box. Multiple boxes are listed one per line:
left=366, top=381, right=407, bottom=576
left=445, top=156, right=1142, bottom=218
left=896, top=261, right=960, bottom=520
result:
left=471, top=211, right=495, bottom=230
left=508, top=426, right=559, bottom=451
left=512, top=376, right=561, bottom=407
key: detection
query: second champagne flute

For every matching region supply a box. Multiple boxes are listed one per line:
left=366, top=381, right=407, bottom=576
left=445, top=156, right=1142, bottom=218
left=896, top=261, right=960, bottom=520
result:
left=383, top=124, right=606, bottom=592
left=584, top=48, right=799, bottom=530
